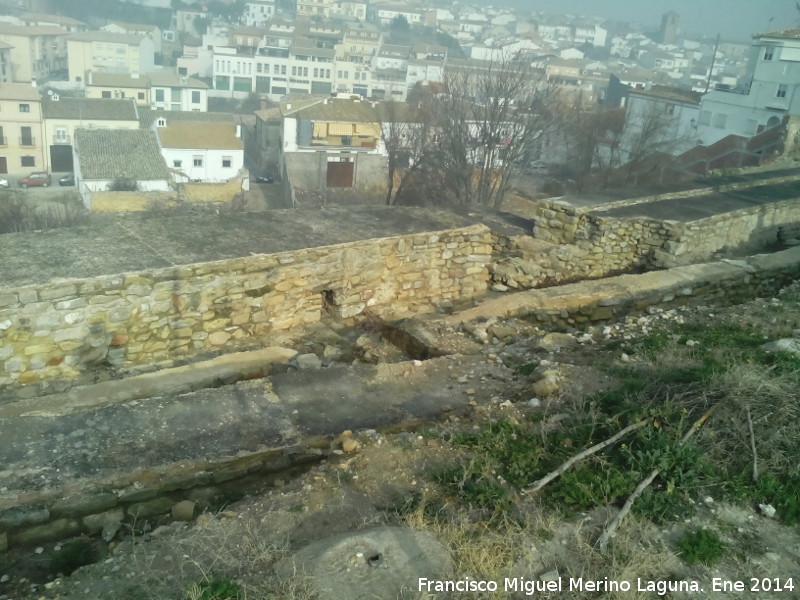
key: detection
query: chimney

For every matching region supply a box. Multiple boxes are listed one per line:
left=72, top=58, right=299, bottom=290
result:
left=131, top=72, right=140, bottom=79
left=87, top=70, right=93, bottom=85
left=259, top=95, right=268, bottom=111
left=286, top=102, right=292, bottom=109
left=31, top=77, right=37, bottom=87
left=235, top=124, right=242, bottom=138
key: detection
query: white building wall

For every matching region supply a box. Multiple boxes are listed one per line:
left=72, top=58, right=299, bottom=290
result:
left=162, top=147, right=244, bottom=182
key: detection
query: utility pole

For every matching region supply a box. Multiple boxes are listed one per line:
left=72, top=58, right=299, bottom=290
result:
left=704, top=33, right=721, bottom=94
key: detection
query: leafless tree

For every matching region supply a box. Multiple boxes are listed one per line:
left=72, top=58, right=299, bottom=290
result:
left=429, top=58, right=562, bottom=209
left=376, top=101, right=437, bottom=206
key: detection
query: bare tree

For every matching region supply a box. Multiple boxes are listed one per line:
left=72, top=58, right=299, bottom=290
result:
left=426, top=58, right=562, bottom=209
left=376, top=101, right=437, bottom=206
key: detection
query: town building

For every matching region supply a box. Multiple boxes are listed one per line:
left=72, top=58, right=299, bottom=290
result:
left=0, top=82, right=46, bottom=176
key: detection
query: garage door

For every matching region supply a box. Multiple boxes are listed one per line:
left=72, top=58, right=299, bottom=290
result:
left=50, top=145, right=73, bottom=172
left=326, top=161, right=353, bottom=188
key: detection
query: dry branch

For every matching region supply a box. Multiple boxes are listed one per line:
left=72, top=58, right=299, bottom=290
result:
left=523, top=419, right=649, bottom=495
left=746, top=404, right=758, bottom=482
left=596, top=406, right=717, bottom=553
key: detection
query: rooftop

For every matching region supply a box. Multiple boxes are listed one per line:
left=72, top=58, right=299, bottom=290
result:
left=65, top=31, right=147, bottom=45
left=756, top=28, right=800, bottom=40
left=0, top=82, right=42, bottom=102
left=148, top=72, right=208, bottom=89
left=0, top=23, right=66, bottom=36
left=20, top=12, right=86, bottom=26
left=282, top=98, right=379, bottom=122
left=75, top=129, right=169, bottom=182
left=156, top=121, right=243, bottom=150
left=0, top=208, right=484, bottom=288
left=630, top=84, right=702, bottom=105
left=42, top=97, right=138, bottom=121
left=89, top=72, right=149, bottom=89
left=139, top=107, right=234, bottom=128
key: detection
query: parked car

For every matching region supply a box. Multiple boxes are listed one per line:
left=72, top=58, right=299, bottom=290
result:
left=254, top=174, right=274, bottom=183
left=18, top=172, right=51, bottom=188
left=0, top=177, right=8, bottom=188
left=59, top=173, right=75, bottom=186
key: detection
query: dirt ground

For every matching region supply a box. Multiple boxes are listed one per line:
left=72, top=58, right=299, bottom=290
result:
left=1, top=286, right=799, bottom=600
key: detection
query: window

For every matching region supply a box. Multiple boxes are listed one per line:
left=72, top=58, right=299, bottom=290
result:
left=173, top=159, right=182, bottom=167
left=281, top=65, right=286, bottom=74
left=698, top=110, right=711, bottom=126
left=257, top=63, right=262, bottom=73
left=777, top=84, right=788, bottom=98
left=192, top=91, right=200, bottom=103
left=20, top=126, right=33, bottom=146
left=138, top=92, right=145, bottom=100
left=193, top=155, right=203, bottom=167
left=155, top=89, right=165, bottom=102
left=291, top=66, right=297, bottom=76
left=712, top=113, right=727, bottom=128
left=19, top=103, right=30, bottom=112
left=21, top=156, right=35, bottom=167
left=763, top=47, right=774, bottom=61
left=222, top=156, right=232, bottom=168
left=102, top=91, right=111, bottom=98
left=55, top=127, right=68, bottom=142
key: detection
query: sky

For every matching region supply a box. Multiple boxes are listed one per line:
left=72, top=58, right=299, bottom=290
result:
left=502, top=0, right=800, bottom=41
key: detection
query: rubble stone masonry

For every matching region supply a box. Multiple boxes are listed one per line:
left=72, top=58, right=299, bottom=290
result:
left=0, top=225, right=494, bottom=387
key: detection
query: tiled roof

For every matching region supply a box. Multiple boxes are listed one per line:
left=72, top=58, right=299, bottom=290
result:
left=155, top=121, right=243, bottom=150
left=0, top=24, right=66, bottom=36
left=65, top=31, right=145, bottom=45
left=42, top=98, right=138, bottom=121
left=75, top=129, right=169, bottom=181
left=89, top=72, right=149, bottom=88
left=758, top=28, right=800, bottom=40
left=138, top=108, right=234, bottom=128
left=283, top=98, right=380, bottom=122
left=0, top=82, right=41, bottom=102
left=20, top=12, right=86, bottom=26
left=148, top=72, right=208, bottom=88
left=631, top=84, right=702, bottom=105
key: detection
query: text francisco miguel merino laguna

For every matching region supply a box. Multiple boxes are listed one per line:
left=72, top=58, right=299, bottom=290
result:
left=418, top=576, right=701, bottom=596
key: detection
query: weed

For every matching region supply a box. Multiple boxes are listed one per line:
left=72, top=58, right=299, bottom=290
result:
left=433, top=461, right=511, bottom=510
left=515, top=362, right=537, bottom=376
left=676, top=529, right=726, bottom=566
left=547, top=464, right=631, bottom=512
left=186, top=576, right=241, bottom=600
left=49, top=537, right=96, bottom=576
left=754, top=474, right=800, bottom=526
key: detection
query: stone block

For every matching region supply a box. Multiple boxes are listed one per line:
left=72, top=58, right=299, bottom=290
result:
left=171, top=500, right=196, bottom=522
left=82, top=509, right=125, bottom=534
left=12, top=518, right=81, bottom=546
left=0, top=506, right=50, bottom=530
left=39, top=285, right=78, bottom=301
left=51, top=492, right=118, bottom=519
left=127, top=498, right=173, bottom=519
left=160, top=471, right=211, bottom=492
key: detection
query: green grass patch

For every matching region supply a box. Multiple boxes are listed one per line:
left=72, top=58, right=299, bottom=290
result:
left=187, top=576, right=241, bottom=600
left=676, top=529, right=726, bottom=566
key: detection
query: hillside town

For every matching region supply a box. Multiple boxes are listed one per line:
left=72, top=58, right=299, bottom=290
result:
left=0, top=0, right=797, bottom=209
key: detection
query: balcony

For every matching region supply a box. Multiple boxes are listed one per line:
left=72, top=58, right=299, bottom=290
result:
left=19, top=137, right=36, bottom=147
left=53, top=134, right=71, bottom=144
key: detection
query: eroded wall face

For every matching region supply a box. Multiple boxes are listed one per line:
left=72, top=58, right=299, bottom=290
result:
left=0, top=225, right=493, bottom=387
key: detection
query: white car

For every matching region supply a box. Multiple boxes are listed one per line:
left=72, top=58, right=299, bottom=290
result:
left=0, top=177, right=9, bottom=188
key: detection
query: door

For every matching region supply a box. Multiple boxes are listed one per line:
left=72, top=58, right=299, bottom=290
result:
left=50, top=145, right=73, bottom=172
left=326, top=160, right=353, bottom=187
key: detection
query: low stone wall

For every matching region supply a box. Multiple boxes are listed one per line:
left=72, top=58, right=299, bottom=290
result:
left=0, top=225, right=493, bottom=387
left=496, top=190, right=800, bottom=289
left=654, top=198, right=800, bottom=267
left=0, top=444, right=320, bottom=552
left=453, top=246, right=800, bottom=330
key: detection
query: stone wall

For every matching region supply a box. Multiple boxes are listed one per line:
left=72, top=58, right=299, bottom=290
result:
left=0, top=225, right=493, bottom=387
left=493, top=192, right=800, bottom=289
left=455, top=246, right=800, bottom=331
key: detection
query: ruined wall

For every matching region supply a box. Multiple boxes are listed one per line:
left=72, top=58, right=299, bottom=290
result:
left=493, top=193, right=800, bottom=289
left=0, top=225, right=493, bottom=387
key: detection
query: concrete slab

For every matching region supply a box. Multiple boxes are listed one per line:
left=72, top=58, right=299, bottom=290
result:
left=0, top=357, right=473, bottom=510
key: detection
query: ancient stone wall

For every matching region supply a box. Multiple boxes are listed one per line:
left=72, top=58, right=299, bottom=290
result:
left=0, top=225, right=493, bottom=387
left=495, top=193, right=800, bottom=289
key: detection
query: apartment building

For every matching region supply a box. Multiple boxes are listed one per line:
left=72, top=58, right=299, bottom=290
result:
left=0, top=24, right=68, bottom=83
left=0, top=82, right=46, bottom=176
left=66, top=31, right=155, bottom=83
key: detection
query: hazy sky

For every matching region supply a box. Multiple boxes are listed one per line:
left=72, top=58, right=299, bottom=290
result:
left=504, top=0, right=799, bottom=41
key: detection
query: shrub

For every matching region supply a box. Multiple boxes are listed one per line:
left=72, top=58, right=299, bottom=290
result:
left=186, top=576, right=240, bottom=600
left=108, top=176, right=139, bottom=191
left=676, top=529, right=726, bottom=566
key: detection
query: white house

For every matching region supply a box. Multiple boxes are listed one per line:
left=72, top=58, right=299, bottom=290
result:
left=620, top=85, right=702, bottom=161
left=149, top=71, right=209, bottom=111
left=244, top=0, right=276, bottom=27
left=152, top=114, right=244, bottom=183
left=696, top=27, right=800, bottom=145
left=73, top=129, right=171, bottom=198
